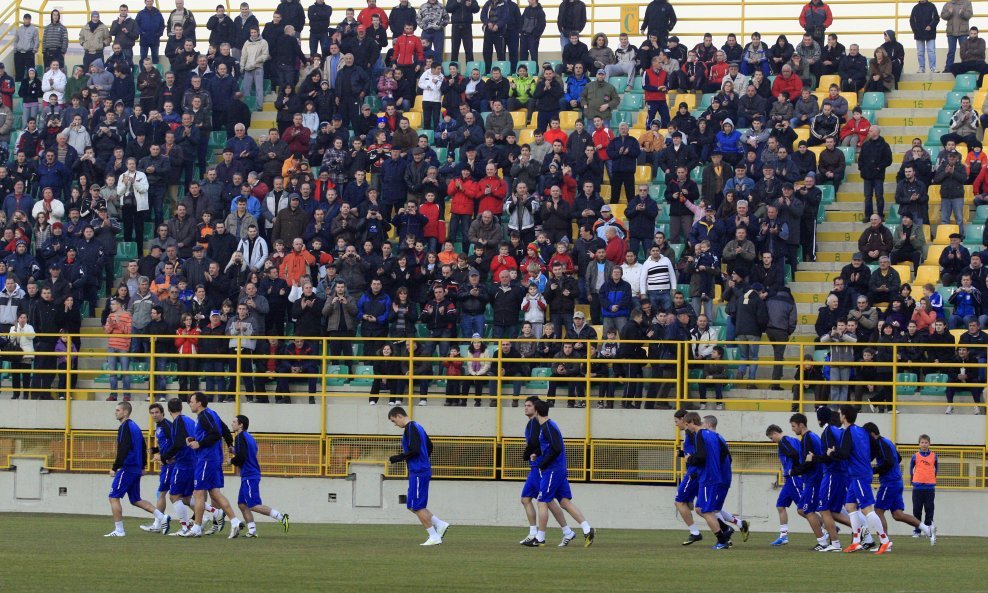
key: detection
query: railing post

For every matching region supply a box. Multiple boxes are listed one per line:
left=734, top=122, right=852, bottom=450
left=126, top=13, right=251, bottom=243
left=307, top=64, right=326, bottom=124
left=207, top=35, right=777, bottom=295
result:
left=891, top=343, right=898, bottom=442
left=407, top=338, right=415, bottom=411
left=234, top=335, right=242, bottom=410
left=148, top=335, right=156, bottom=403
left=584, top=336, right=591, bottom=439
left=798, top=343, right=805, bottom=412
left=496, top=341, right=503, bottom=442
left=321, top=337, right=328, bottom=450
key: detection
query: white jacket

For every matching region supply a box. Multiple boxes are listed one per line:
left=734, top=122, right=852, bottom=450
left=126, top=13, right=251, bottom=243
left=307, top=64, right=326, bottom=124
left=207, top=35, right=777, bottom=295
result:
left=621, top=262, right=644, bottom=298
left=640, top=255, right=677, bottom=293
left=66, top=125, right=91, bottom=154
left=41, top=69, right=67, bottom=104
left=240, top=37, right=270, bottom=72
left=418, top=71, right=444, bottom=103
left=237, top=236, right=270, bottom=271
left=117, top=170, right=150, bottom=212
left=8, top=322, right=35, bottom=362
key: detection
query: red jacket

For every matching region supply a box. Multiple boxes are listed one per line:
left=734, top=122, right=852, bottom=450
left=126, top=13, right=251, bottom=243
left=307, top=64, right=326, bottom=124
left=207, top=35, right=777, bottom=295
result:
left=641, top=68, right=668, bottom=103
left=393, top=33, right=424, bottom=66
left=475, top=176, right=507, bottom=214
left=447, top=177, right=477, bottom=216
left=420, top=201, right=446, bottom=242
left=358, top=7, right=388, bottom=28
left=974, top=165, right=988, bottom=195
left=604, top=236, right=627, bottom=265
left=799, top=2, right=833, bottom=29
left=547, top=253, right=575, bottom=274
left=281, top=125, right=311, bottom=155
left=593, top=127, right=614, bottom=161
left=544, top=128, right=568, bottom=149
left=839, top=117, right=870, bottom=145
left=489, top=254, right=518, bottom=279
left=772, top=73, right=803, bottom=99
left=707, top=62, right=729, bottom=85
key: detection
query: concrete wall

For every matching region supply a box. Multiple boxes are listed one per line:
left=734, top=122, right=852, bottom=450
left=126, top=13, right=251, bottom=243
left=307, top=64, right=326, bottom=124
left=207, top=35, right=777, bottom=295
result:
left=2, top=469, right=987, bottom=538
left=2, top=400, right=986, bottom=445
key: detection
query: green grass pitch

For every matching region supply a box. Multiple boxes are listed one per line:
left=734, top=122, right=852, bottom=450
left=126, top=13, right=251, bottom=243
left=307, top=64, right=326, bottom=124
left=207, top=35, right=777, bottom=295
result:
left=2, top=513, right=985, bottom=593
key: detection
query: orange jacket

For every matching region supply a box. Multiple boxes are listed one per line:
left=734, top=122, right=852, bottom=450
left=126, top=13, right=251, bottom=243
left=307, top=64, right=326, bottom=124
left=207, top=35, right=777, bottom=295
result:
left=280, top=248, right=316, bottom=286
left=104, top=311, right=133, bottom=351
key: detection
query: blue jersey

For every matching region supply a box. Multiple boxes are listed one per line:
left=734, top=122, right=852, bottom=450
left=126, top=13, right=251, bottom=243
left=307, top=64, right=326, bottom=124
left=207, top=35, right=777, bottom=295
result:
left=694, top=428, right=727, bottom=486
left=820, top=424, right=846, bottom=477
left=682, top=430, right=698, bottom=476
left=716, top=432, right=733, bottom=485
left=538, top=419, right=567, bottom=472
left=874, top=436, right=903, bottom=486
left=778, top=435, right=800, bottom=477
left=524, top=417, right=542, bottom=466
left=114, top=418, right=146, bottom=471
left=194, top=408, right=228, bottom=462
left=233, top=431, right=261, bottom=480
left=169, top=415, right=196, bottom=468
left=799, top=431, right=824, bottom=482
left=841, top=424, right=874, bottom=480
left=154, top=419, right=173, bottom=458
left=401, top=421, right=432, bottom=474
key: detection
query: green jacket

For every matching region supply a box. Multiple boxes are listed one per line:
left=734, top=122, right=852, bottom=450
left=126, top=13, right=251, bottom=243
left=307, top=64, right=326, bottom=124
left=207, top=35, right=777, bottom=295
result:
left=509, top=75, right=537, bottom=103
left=580, top=80, right=620, bottom=122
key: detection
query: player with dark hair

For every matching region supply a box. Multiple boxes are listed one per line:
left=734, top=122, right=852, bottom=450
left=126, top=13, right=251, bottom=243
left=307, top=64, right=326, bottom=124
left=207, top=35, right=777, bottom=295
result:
left=519, top=397, right=579, bottom=546
left=809, top=406, right=855, bottom=552
left=523, top=399, right=595, bottom=548
left=685, top=411, right=733, bottom=549
left=230, top=414, right=289, bottom=537
left=182, top=392, right=242, bottom=538
left=105, top=401, right=167, bottom=537
left=159, top=397, right=198, bottom=536
left=674, top=409, right=702, bottom=545
left=766, top=423, right=801, bottom=546
left=388, top=406, right=450, bottom=546
left=789, top=413, right=830, bottom=550
left=864, top=422, right=935, bottom=545
left=702, top=415, right=749, bottom=542
left=831, top=405, right=891, bottom=554
left=140, top=403, right=173, bottom=534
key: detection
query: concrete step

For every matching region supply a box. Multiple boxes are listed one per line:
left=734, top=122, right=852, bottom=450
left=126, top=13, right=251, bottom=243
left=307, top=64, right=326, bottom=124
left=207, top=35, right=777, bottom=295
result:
left=897, top=80, right=954, bottom=91
left=877, top=116, right=937, bottom=127
left=787, top=281, right=834, bottom=294
left=877, top=107, right=946, bottom=117
left=899, top=73, right=954, bottom=82
left=794, top=270, right=845, bottom=282
left=886, top=98, right=948, bottom=109
left=797, top=261, right=847, bottom=272
left=814, top=221, right=866, bottom=232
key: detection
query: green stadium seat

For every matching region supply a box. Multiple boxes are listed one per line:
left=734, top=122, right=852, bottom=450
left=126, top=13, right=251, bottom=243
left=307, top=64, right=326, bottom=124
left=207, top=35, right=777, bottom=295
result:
left=131, top=362, right=149, bottom=383
left=812, top=350, right=828, bottom=363
left=631, top=74, right=645, bottom=91
left=516, top=61, right=537, bottom=76
left=698, top=94, right=714, bottom=110
left=860, top=109, right=876, bottom=122
left=608, top=76, right=628, bottom=91
left=435, top=147, right=448, bottom=163
left=325, top=364, right=347, bottom=387
left=895, top=373, right=918, bottom=396
left=837, top=146, right=855, bottom=165
left=116, top=242, right=138, bottom=260
left=975, top=205, right=988, bottom=223
left=919, top=373, right=947, bottom=395
left=690, top=166, right=703, bottom=184
left=610, top=110, right=638, bottom=126
left=350, top=364, right=375, bottom=386
left=818, top=185, right=835, bottom=204
left=652, top=169, right=666, bottom=183
left=936, top=109, right=953, bottom=126
left=860, top=92, right=885, bottom=110
left=649, top=183, right=666, bottom=201
left=465, top=60, right=484, bottom=75
left=925, top=126, right=948, bottom=146
left=886, top=204, right=900, bottom=223
left=94, top=362, right=111, bottom=384
left=713, top=307, right=729, bottom=326
left=418, top=129, right=435, bottom=144
left=528, top=367, right=551, bottom=389
left=244, top=96, right=257, bottom=111
left=944, top=91, right=965, bottom=110
left=618, top=94, right=644, bottom=111
left=954, top=74, right=977, bottom=91
left=964, top=223, right=984, bottom=240
left=492, top=61, right=511, bottom=76
left=676, top=283, right=690, bottom=300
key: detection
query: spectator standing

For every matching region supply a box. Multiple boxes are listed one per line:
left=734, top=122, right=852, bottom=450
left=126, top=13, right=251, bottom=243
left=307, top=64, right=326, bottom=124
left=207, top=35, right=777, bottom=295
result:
left=735, top=282, right=768, bottom=386
left=941, top=0, right=973, bottom=71
left=42, top=10, right=69, bottom=71
left=910, top=0, right=940, bottom=73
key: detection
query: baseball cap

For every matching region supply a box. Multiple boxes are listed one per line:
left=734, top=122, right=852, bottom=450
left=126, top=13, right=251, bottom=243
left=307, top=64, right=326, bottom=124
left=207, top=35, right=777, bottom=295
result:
left=210, top=310, right=222, bottom=317
left=573, top=311, right=585, bottom=319
left=751, top=282, right=766, bottom=292
left=471, top=333, right=482, bottom=339
left=601, top=205, right=611, bottom=212
left=852, top=252, right=863, bottom=260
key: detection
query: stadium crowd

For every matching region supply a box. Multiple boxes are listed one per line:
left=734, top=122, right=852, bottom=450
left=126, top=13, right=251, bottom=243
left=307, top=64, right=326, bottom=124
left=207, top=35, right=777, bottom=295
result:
left=0, top=0, right=985, bottom=412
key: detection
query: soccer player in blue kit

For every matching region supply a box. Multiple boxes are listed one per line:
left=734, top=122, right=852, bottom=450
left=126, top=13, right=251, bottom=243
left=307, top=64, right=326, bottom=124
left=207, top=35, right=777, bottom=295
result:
left=105, top=402, right=168, bottom=537
left=684, top=412, right=733, bottom=549
left=519, top=397, right=585, bottom=546
left=766, top=424, right=801, bottom=546
left=701, top=415, right=749, bottom=542
left=140, top=403, right=173, bottom=534
left=230, top=415, right=289, bottom=537
left=830, top=405, right=891, bottom=554
left=674, top=409, right=702, bottom=545
left=807, top=407, right=854, bottom=552
left=788, top=413, right=830, bottom=550
left=864, top=422, right=935, bottom=546
left=159, top=398, right=198, bottom=536
left=523, top=399, right=595, bottom=548
left=388, top=406, right=451, bottom=546
left=182, top=392, right=242, bottom=539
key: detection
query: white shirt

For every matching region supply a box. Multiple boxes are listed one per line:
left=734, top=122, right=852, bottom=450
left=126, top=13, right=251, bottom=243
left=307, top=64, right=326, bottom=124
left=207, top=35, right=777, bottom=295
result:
left=621, top=262, right=644, bottom=298
left=418, top=71, right=444, bottom=103
left=41, top=68, right=67, bottom=104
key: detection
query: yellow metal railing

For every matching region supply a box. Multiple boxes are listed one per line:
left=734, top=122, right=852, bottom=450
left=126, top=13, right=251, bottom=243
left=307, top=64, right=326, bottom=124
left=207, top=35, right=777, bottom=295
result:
left=0, top=0, right=944, bottom=61
left=4, top=333, right=987, bottom=489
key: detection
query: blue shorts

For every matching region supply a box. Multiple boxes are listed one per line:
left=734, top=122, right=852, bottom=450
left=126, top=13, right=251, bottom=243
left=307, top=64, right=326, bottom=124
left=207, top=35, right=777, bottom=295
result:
left=816, top=474, right=847, bottom=514
left=798, top=478, right=820, bottom=514
left=157, top=465, right=173, bottom=493
left=675, top=472, right=699, bottom=504
left=521, top=465, right=540, bottom=499
left=193, top=457, right=224, bottom=491
left=238, top=478, right=263, bottom=507
left=696, top=483, right=727, bottom=514
left=536, top=467, right=573, bottom=503
left=844, top=477, right=876, bottom=508
left=407, top=472, right=431, bottom=511
left=109, top=469, right=143, bottom=503
left=776, top=476, right=802, bottom=508
left=169, top=466, right=194, bottom=497
left=875, top=483, right=904, bottom=512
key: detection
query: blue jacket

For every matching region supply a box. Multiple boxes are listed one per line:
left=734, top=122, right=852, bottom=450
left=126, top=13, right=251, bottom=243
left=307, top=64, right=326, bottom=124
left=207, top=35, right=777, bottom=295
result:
left=599, top=278, right=632, bottom=318
left=380, top=156, right=409, bottom=204
left=563, top=74, right=589, bottom=104
left=715, top=129, right=743, bottom=154
left=209, top=74, right=237, bottom=111
left=36, top=159, right=68, bottom=194
left=135, top=7, right=166, bottom=43
left=605, top=134, right=641, bottom=173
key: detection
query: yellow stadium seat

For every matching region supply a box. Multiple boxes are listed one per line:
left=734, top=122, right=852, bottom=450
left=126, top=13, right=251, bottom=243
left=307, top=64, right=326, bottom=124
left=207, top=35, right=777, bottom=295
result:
left=891, top=264, right=912, bottom=284
left=974, top=90, right=988, bottom=109
left=510, top=111, right=528, bottom=128
left=808, top=145, right=825, bottom=158
left=599, top=185, right=611, bottom=200
left=560, top=111, right=581, bottom=128
left=812, top=91, right=828, bottom=105
left=913, top=264, right=941, bottom=286
left=634, top=166, right=652, bottom=184
left=840, top=92, right=859, bottom=108
left=671, top=94, right=697, bottom=110
left=635, top=110, right=651, bottom=128
left=928, top=185, right=941, bottom=204
left=410, top=96, right=423, bottom=112
left=629, top=127, right=646, bottom=139
left=518, top=129, right=535, bottom=145
left=795, top=128, right=811, bottom=143
left=934, top=224, right=960, bottom=244
left=950, top=328, right=966, bottom=340
left=404, top=111, right=422, bottom=129
left=817, top=75, right=839, bottom=91
left=922, top=246, right=943, bottom=266
left=610, top=203, right=626, bottom=220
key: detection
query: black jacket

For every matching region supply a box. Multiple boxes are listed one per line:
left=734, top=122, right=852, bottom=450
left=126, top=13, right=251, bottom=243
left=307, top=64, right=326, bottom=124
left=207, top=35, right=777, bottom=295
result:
left=857, top=136, right=893, bottom=181
left=641, top=0, right=677, bottom=38
left=734, top=287, right=768, bottom=336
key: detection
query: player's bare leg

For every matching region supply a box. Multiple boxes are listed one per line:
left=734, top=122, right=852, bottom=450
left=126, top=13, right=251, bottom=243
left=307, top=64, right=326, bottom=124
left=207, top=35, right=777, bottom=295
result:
left=559, top=498, right=594, bottom=546
left=108, top=496, right=160, bottom=536
left=797, top=508, right=825, bottom=538
left=168, top=494, right=192, bottom=534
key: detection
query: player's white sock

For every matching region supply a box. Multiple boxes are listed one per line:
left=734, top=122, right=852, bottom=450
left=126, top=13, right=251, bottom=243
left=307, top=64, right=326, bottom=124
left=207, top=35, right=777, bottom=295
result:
left=920, top=523, right=931, bottom=537
left=231, top=518, right=242, bottom=528
left=206, top=505, right=217, bottom=514
left=190, top=523, right=202, bottom=535
left=562, top=525, right=575, bottom=538
left=718, top=510, right=741, bottom=527
left=247, top=521, right=256, bottom=533
left=536, top=530, right=546, bottom=542
left=817, top=535, right=829, bottom=545
left=114, top=521, right=125, bottom=534
left=153, top=509, right=165, bottom=521
left=426, top=526, right=438, bottom=539
left=528, top=525, right=537, bottom=537
left=779, top=524, right=789, bottom=536
left=866, top=512, right=889, bottom=544
left=849, top=510, right=862, bottom=543
left=688, top=524, right=700, bottom=536
left=270, top=509, right=284, bottom=521
left=580, top=521, right=591, bottom=535
left=173, top=500, right=189, bottom=524
left=430, top=515, right=448, bottom=531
